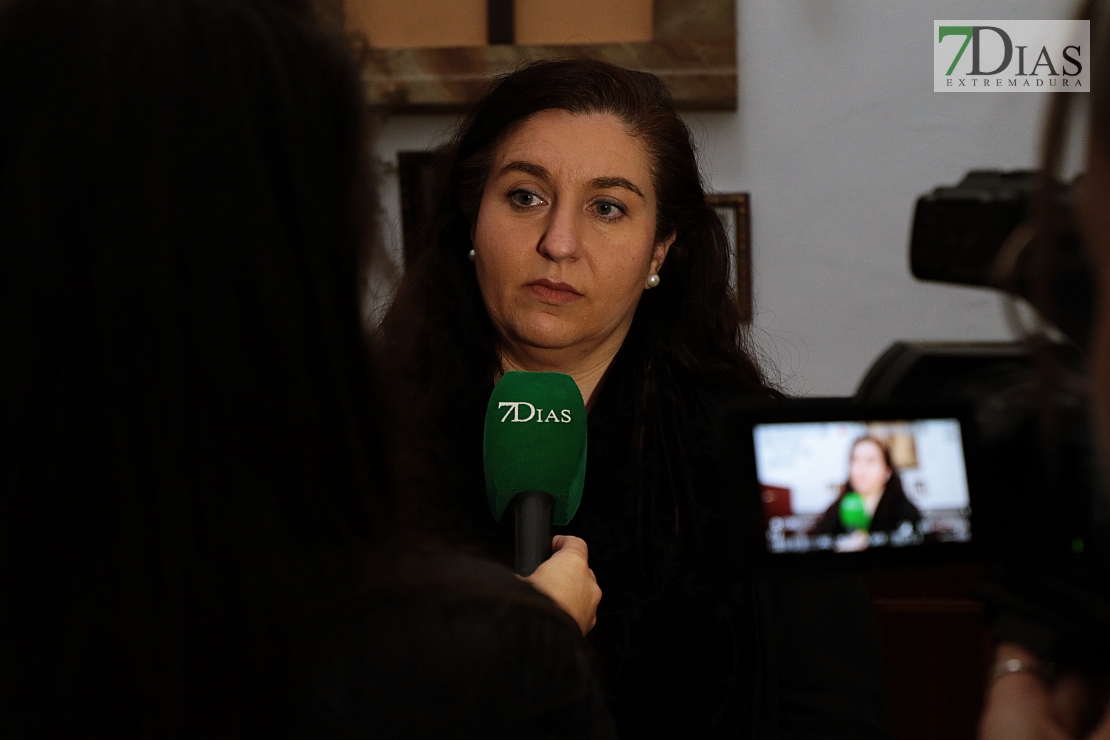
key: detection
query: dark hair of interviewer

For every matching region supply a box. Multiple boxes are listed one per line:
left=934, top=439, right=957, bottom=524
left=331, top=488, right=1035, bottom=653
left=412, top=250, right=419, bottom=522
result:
left=1012, top=0, right=1110, bottom=397
left=1025, top=0, right=1110, bottom=330
left=381, top=59, right=776, bottom=577
left=0, top=0, right=384, bottom=733
left=0, top=4, right=614, bottom=737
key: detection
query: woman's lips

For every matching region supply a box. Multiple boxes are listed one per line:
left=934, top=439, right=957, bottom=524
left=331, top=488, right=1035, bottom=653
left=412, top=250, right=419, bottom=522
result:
left=525, top=279, right=583, bottom=305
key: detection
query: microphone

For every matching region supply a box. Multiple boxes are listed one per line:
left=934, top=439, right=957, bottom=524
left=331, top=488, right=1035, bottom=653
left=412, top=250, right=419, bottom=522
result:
left=484, top=371, right=587, bottom=576
left=839, top=492, right=870, bottom=531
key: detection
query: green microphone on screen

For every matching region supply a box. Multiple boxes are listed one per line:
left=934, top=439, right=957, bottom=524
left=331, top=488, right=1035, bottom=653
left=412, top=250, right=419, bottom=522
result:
left=484, top=371, right=587, bottom=576
left=839, top=491, right=871, bottom=532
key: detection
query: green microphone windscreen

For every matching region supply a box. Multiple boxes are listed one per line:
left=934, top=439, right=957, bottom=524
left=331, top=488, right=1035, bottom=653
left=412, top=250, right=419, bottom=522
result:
left=483, top=371, right=587, bottom=526
left=839, top=492, right=871, bottom=531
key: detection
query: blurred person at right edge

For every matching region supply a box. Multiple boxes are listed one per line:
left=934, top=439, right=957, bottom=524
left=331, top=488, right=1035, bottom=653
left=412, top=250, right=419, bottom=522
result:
left=980, top=1, right=1110, bottom=738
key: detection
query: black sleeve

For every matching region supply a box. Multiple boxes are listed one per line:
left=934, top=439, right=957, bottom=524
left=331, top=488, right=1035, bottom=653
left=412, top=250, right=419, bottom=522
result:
left=810, top=499, right=846, bottom=536
left=346, top=560, right=618, bottom=740
left=870, top=488, right=923, bottom=534
left=754, top=573, right=891, bottom=740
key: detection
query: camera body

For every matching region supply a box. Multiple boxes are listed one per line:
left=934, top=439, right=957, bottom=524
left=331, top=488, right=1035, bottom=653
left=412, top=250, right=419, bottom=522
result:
left=720, top=170, right=1110, bottom=666
left=856, top=340, right=1110, bottom=668
left=904, top=172, right=1109, bottom=604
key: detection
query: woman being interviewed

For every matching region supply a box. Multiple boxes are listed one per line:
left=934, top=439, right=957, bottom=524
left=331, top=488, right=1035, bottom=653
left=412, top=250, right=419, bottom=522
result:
left=812, top=436, right=924, bottom=552
left=384, top=59, right=888, bottom=737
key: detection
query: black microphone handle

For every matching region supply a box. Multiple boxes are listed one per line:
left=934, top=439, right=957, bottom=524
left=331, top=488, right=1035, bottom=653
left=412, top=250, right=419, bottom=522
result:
left=513, top=490, right=554, bottom=576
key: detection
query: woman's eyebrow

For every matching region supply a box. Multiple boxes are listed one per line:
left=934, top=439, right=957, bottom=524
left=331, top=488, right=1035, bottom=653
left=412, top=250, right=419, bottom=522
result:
left=590, top=176, right=644, bottom=199
left=497, top=162, right=645, bottom=200
left=497, top=160, right=549, bottom=180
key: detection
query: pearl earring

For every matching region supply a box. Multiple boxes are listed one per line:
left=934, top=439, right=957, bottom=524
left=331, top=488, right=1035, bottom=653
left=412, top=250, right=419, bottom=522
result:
left=646, top=273, right=660, bottom=289
left=468, top=249, right=476, bottom=262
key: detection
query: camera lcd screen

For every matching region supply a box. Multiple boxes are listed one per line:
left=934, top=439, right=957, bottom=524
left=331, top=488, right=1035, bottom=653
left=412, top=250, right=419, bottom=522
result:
left=753, top=418, right=971, bottom=555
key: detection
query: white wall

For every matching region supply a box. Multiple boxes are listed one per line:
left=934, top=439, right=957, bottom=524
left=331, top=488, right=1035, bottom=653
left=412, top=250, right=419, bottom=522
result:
left=370, top=0, right=1080, bottom=395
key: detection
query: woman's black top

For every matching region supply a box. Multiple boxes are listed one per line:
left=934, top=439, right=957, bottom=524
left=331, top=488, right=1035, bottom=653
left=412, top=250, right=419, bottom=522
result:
left=812, top=483, right=924, bottom=537
left=438, top=351, right=891, bottom=739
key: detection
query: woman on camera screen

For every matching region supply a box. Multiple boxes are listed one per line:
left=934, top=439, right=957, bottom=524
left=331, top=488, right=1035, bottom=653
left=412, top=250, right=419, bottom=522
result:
left=811, top=436, right=923, bottom=551
left=383, top=58, right=889, bottom=738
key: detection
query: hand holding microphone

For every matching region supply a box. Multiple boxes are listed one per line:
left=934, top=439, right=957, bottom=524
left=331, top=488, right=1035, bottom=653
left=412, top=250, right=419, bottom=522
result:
left=523, top=536, right=600, bottom=634
left=485, top=372, right=600, bottom=632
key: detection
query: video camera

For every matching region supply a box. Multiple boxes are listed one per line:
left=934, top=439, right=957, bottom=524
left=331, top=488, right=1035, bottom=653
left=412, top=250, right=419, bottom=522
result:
left=719, top=170, right=1110, bottom=668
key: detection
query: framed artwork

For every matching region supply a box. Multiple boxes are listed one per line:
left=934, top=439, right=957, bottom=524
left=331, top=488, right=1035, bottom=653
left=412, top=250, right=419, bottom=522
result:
left=707, top=192, right=753, bottom=323
left=344, top=0, right=736, bottom=112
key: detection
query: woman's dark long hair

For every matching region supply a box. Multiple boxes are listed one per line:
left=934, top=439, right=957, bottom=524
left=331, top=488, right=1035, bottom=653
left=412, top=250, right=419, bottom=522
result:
left=381, top=59, right=777, bottom=577
left=1001, top=0, right=1110, bottom=363
left=0, top=0, right=385, bottom=733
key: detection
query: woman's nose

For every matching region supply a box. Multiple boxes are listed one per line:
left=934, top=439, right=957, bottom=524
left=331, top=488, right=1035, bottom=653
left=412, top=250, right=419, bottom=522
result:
left=537, top=203, right=581, bottom=262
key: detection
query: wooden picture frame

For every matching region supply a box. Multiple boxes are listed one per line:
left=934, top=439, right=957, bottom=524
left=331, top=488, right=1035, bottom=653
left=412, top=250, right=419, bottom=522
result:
left=350, top=0, right=736, bottom=113
left=707, top=192, right=753, bottom=323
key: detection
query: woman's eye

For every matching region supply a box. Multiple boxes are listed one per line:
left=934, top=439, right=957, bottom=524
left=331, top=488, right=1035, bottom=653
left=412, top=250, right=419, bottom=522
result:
left=592, top=200, right=625, bottom=220
left=509, top=189, right=543, bottom=208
